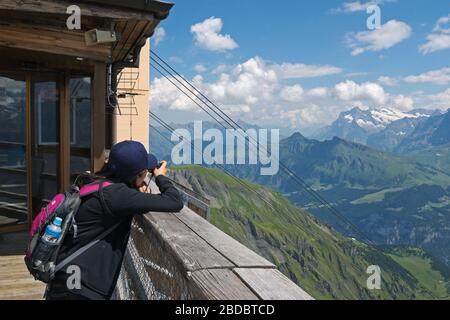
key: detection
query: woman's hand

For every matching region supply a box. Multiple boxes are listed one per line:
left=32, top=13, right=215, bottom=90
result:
left=153, top=160, right=167, bottom=177
left=139, top=183, right=151, bottom=193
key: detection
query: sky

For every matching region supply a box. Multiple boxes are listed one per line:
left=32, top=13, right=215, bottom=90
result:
left=150, top=0, right=450, bottom=132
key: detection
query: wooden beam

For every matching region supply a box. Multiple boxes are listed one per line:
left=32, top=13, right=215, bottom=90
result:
left=25, top=73, right=32, bottom=229
left=59, top=72, right=70, bottom=192
left=0, top=10, right=110, bottom=32
left=0, top=24, right=111, bottom=61
left=91, top=62, right=106, bottom=173
left=0, top=46, right=95, bottom=73
left=0, top=0, right=156, bottom=21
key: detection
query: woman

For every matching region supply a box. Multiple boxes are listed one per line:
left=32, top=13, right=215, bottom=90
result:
left=45, top=140, right=184, bottom=300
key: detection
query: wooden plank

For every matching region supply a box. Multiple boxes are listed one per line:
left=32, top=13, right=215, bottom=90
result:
left=112, top=21, right=138, bottom=61
left=143, top=212, right=234, bottom=271
left=0, top=24, right=111, bottom=61
left=0, top=0, right=156, bottom=21
left=0, top=224, right=28, bottom=237
left=111, top=21, right=127, bottom=59
left=189, top=269, right=259, bottom=300
left=0, top=232, right=45, bottom=299
left=175, top=209, right=275, bottom=269
left=114, top=21, right=148, bottom=62
left=91, top=62, right=106, bottom=173
left=233, top=268, right=314, bottom=300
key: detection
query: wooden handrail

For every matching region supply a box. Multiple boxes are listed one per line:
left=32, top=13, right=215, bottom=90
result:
left=114, top=180, right=313, bottom=300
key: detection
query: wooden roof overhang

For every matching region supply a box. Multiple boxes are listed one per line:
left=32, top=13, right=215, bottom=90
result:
left=0, top=0, right=174, bottom=63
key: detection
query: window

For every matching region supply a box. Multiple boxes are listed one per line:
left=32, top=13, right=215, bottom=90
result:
left=70, top=76, right=91, bottom=175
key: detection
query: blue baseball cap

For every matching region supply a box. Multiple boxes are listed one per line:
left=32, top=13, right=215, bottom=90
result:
left=107, top=141, right=159, bottom=182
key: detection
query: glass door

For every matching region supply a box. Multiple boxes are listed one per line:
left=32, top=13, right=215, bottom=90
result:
left=0, top=70, right=92, bottom=233
left=30, top=74, right=60, bottom=218
left=0, top=72, right=28, bottom=231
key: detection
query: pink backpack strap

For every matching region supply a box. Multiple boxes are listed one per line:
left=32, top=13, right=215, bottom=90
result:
left=79, top=181, right=113, bottom=197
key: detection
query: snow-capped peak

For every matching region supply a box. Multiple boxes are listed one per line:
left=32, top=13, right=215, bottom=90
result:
left=370, top=108, right=429, bottom=125
left=339, top=107, right=431, bottom=132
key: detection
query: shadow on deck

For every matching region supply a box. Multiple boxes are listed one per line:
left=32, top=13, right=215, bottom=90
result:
left=0, top=232, right=45, bottom=300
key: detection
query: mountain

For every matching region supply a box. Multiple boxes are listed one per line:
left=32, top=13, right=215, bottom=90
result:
left=396, top=109, right=450, bottom=154
left=409, top=144, right=450, bottom=173
left=314, top=107, right=436, bottom=146
left=366, top=117, right=426, bottom=151
left=169, top=166, right=450, bottom=299
left=218, top=133, right=450, bottom=266
left=150, top=122, right=450, bottom=266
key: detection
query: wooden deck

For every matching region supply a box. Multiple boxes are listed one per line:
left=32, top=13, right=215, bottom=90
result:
left=0, top=232, right=46, bottom=300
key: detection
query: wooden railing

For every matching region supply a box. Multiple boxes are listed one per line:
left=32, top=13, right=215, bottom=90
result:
left=113, top=180, right=313, bottom=300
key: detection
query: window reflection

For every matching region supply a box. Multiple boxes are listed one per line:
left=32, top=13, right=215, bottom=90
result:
left=0, top=73, right=27, bottom=228
left=70, top=77, right=91, bottom=175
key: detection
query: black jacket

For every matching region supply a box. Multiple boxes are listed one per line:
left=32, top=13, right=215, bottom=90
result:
left=47, top=175, right=184, bottom=300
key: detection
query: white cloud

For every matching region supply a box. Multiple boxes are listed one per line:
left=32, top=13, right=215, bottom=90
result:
left=151, top=57, right=428, bottom=129
left=404, top=67, right=450, bottom=85
left=167, top=56, right=184, bottom=64
left=334, top=80, right=388, bottom=105
left=378, top=76, right=399, bottom=86
left=433, top=13, right=450, bottom=34
left=419, top=34, right=450, bottom=54
left=419, top=13, right=450, bottom=54
left=190, top=17, right=238, bottom=52
left=332, top=0, right=396, bottom=13
left=280, top=85, right=304, bottom=102
left=153, top=27, right=166, bottom=47
left=194, top=64, right=207, bottom=73
left=346, top=20, right=412, bottom=56
left=344, top=72, right=369, bottom=77
left=428, top=88, right=450, bottom=109
left=393, top=94, right=414, bottom=111
left=151, top=56, right=277, bottom=114
left=212, top=64, right=228, bottom=74
left=306, top=87, right=329, bottom=98
left=273, top=63, right=342, bottom=79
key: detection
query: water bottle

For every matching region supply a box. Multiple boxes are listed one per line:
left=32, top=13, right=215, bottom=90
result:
left=42, top=217, right=63, bottom=244
left=34, top=217, right=63, bottom=264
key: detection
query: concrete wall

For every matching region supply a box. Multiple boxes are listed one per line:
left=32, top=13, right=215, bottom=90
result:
left=114, top=39, right=150, bottom=149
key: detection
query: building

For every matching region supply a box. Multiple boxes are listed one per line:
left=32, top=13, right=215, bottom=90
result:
left=0, top=0, right=312, bottom=300
left=0, top=0, right=170, bottom=233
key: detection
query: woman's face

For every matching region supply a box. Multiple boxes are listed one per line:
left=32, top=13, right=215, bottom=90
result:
left=135, top=170, right=148, bottom=188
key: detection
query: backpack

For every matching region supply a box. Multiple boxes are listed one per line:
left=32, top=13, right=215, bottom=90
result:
left=24, top=180, right=118, bottom=283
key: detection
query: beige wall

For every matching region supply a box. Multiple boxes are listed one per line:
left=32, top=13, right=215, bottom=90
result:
left=114, top=39, right=150, bottom=149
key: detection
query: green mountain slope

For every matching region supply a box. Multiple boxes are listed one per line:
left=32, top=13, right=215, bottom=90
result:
left=170, top=166, right=450, bottom=300
left=410, top=144, right=450, bottom=174
left=218, top=133, right=450, bottom=266
left=385, top=247, right=450, bottom=298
